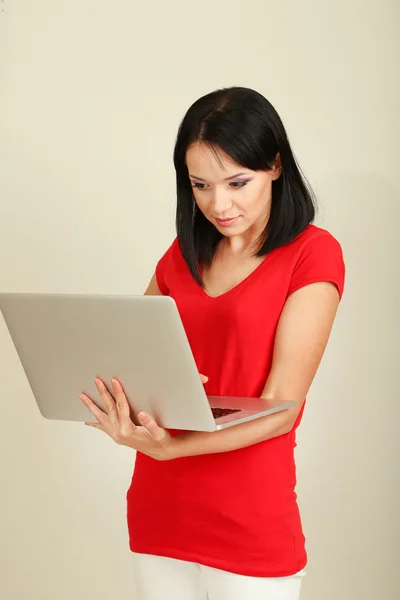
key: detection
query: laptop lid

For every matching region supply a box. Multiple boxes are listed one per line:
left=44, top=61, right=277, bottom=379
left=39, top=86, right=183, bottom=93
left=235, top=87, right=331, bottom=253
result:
left=0, top=293, right=217, bottom=431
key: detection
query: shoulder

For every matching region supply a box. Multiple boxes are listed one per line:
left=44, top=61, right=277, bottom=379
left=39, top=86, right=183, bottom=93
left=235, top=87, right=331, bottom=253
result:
left=283, top=225, right=346, bottom=299
left=284, top=224, right=345, bottom=267
left=154, top=237, right=185, bottom=295
left=289, top=224, right=343, bottom=253
left=157, top=236, right=181, bottom=265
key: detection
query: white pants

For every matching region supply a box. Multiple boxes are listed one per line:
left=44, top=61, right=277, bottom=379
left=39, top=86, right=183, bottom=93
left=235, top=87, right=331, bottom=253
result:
left=132, top=553, right=305, bottom=600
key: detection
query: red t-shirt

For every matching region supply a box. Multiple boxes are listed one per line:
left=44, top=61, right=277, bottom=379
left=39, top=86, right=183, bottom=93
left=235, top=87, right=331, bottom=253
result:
left=126, top=224, right=345, bottom=577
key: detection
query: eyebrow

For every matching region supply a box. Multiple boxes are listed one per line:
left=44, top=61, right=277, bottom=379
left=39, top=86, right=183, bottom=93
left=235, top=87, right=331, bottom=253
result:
left=189, top=172, right=250, bottom=182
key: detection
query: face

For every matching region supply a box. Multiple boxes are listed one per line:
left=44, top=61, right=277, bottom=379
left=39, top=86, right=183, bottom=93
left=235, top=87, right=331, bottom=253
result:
left=186, top=142, right=281, bottom=240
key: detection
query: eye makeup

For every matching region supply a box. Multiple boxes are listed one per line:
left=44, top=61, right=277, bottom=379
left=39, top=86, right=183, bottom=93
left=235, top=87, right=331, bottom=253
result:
left=191, top=178, right=252, bottom=189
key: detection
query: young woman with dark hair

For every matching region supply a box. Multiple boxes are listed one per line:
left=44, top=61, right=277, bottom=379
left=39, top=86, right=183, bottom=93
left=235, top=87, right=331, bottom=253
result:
left=80, top=87, right=345, bottom=600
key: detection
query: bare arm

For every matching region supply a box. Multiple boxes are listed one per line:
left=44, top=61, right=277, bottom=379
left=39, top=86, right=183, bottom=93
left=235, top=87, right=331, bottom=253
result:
left=173, top=281, right=340, bottom=458
left=144, top=272, right=162, bottom=296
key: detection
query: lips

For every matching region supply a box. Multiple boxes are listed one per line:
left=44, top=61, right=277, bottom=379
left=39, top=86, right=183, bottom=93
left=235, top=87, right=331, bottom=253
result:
left=215, top=217, right=239, bottom=227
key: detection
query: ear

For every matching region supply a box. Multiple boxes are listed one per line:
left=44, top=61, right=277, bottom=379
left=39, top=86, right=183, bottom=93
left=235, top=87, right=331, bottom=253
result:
left=270, top=153, right=282, bottom=181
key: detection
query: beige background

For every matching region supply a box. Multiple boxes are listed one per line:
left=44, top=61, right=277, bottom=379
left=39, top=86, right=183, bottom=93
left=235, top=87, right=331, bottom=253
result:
left=1, top=1, right=399, bottom=599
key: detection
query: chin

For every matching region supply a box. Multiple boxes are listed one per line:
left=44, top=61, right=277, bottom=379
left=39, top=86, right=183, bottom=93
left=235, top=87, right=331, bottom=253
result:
left=218, top=229, right=244, bottom=237
left=214, top=222, right=248, bottom=236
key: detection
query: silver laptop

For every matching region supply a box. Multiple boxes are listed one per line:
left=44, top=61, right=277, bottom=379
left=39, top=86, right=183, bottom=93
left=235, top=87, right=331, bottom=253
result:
left=0, top=293, right=295, bottom=431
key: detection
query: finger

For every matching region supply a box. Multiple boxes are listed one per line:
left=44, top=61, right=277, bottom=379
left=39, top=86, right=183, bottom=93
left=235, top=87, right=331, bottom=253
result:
left=79, top=393, right=108, bottom=424
left=85, top=421, right=106, bottom=432
left=111, top=378, right=133, bottom=425
left=138, top=412, right=167, bottom=442
left=94, top=378, right=119, bottom=427
left=200, top=373, right=209, bottom=384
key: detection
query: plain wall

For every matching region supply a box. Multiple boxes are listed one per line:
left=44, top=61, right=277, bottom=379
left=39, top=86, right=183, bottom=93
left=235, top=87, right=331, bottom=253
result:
left=1, top=1, right=399, bottom=599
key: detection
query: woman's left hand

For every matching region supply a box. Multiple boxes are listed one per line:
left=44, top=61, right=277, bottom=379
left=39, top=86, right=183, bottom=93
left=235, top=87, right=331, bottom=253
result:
left=79, top=378, right=178, bottom=461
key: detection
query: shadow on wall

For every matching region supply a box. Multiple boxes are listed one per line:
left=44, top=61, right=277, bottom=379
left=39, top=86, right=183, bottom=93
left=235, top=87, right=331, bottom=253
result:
left=296, top=169, right=400, bottom=598
left=318, top=169, right=400, bottom=382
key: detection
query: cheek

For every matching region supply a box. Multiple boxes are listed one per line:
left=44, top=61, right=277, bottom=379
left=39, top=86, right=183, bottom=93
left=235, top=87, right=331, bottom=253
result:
left=250, top=185, right=272, bottom=212
left=193, top=192, right=209, bottom=212
left=237, top=188, right=265, bottom=213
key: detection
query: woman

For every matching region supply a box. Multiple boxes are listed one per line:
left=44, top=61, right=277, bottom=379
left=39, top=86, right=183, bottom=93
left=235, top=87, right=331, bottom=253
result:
left=80, top=86, right=345, bottom=600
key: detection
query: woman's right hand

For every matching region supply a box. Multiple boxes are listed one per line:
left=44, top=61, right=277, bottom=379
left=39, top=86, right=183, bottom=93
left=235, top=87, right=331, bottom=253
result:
left=80, top=374, right=210, bottom=461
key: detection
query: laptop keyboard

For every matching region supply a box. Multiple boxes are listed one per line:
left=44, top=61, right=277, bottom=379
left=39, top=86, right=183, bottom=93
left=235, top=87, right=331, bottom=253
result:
left=211, top=407, right=241, bottom=419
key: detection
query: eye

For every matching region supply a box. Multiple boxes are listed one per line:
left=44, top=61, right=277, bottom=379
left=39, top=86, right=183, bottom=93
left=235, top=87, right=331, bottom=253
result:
left=229, top=181, right=248, bottom=189
left=192, top=182, right=208, bottom=190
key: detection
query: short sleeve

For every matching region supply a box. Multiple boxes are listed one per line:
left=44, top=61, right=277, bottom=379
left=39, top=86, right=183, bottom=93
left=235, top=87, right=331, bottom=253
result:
left=288, top=233, right=345, bottom=299
left=155, top=237, right=178, bottom=295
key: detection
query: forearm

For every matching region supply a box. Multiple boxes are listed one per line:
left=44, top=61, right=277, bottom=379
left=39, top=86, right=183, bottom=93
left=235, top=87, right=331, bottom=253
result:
left=173, top=406, right=297, bottom=458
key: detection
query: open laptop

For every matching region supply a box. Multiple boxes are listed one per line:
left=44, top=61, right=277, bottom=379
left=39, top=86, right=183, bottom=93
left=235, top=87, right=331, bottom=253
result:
left=0, top=293, right=295, bottom=431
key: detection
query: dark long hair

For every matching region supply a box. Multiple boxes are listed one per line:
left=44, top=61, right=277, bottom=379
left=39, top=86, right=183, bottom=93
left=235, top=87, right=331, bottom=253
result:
left=173, top=86, right=316, bottom=286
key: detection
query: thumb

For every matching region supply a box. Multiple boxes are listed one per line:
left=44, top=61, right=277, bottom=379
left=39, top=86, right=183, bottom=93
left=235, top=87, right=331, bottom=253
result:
left=200, top=373, right=209, bottom=384
left=138, top=412, right=167, bottom=441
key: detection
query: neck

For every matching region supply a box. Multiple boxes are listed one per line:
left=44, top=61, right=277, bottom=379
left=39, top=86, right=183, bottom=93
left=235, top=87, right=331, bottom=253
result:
left=224, top=219, right=268, bottom=255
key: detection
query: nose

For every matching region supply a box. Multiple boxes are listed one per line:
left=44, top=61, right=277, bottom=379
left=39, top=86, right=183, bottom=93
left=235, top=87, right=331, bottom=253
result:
left=211, top=187, right=234, bottom=216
